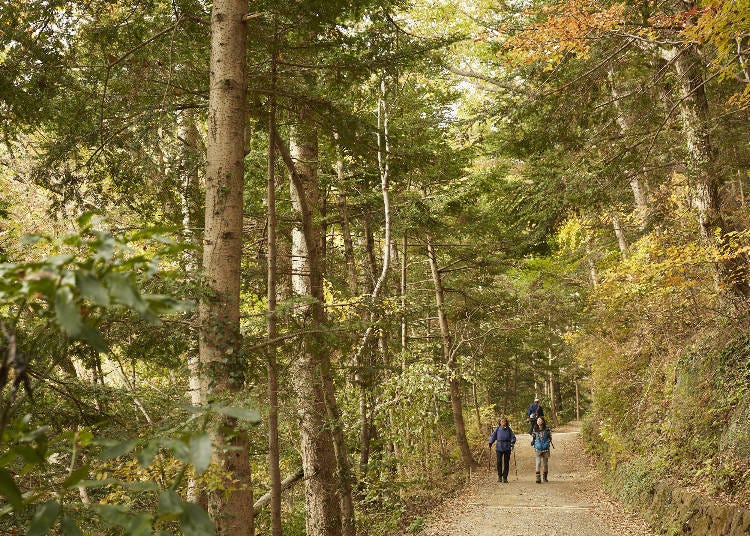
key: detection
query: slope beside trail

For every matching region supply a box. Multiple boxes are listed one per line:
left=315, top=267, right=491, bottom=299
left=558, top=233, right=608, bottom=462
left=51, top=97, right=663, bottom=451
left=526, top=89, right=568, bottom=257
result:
left=418, top=422, right=655, bottom=536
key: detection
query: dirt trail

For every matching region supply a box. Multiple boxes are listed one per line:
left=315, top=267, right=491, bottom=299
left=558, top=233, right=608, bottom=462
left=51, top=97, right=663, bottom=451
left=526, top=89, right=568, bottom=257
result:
left=419, top=423, right=655, bottom=536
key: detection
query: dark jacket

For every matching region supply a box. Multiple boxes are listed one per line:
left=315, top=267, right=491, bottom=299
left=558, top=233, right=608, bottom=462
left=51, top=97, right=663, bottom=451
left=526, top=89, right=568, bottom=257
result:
left=526, top=402, right=544, bottom=419
left=489, top=426, right=516, bottom=452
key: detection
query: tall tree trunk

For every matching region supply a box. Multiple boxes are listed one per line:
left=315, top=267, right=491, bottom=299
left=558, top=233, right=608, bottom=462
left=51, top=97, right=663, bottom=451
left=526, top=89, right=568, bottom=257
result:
left=178, top=109, right=204, bottom=410
left=277, top=114, right=346, bottom=536
left=400, top=232, right=408, bottom=360
left=265, top=46, right=282, bottom=536
left=547, top=348, right=559, bottom=427
left=201, top=0, right=252, bottom=533
left=607, top=68, right=650, bottom=230
left=585, top=234, right=598, bottom=288
left=666, top=42, right=750, bottom=299
left=426, top=237, right=476, bottom=469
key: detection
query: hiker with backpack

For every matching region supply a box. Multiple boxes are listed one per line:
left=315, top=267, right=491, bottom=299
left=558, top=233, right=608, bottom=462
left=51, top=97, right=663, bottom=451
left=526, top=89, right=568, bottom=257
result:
left=488, top=416, right=516, bottom=483
left=531, top=416, right=553, bottom=483
left=526, top=397, right=544, bottom=435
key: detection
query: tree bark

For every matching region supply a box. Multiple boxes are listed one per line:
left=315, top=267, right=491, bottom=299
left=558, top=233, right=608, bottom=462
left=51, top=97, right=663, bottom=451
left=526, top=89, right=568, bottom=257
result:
left=548, top=348, right=559, bottom=427
left=426, top=237, right=476, bottom=470
left=666, top=42, right=750, bottom=299
left=607, top=68, right=649, bottom=230
left=201, top=0, right=252, bottom=532
left=612, top=215, right=628, bottom=259
left=278, top=112, right=348, bottom=536
left=400, top=232, right=408, bottom=360
left=265, top=45, right=282, bottom=536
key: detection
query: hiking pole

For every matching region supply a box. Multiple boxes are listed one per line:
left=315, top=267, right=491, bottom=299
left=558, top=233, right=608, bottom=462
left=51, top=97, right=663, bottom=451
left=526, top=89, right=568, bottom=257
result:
left=513, top=448, right=518, bottom=481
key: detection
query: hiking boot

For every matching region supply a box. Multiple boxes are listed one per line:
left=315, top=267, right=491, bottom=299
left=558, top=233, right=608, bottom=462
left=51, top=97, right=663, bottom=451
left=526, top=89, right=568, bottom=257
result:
left=535, top=473, right=541, bottom=484
left=503, top=476, right=508, bottom=483
left=543, top=472, right=548, bottom=482
left=498, top=476, right=502, bottom=482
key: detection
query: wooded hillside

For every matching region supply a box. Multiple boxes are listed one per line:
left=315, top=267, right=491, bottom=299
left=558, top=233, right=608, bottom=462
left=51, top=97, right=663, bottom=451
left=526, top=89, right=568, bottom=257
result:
left=1, top=0, right=748, bottom=534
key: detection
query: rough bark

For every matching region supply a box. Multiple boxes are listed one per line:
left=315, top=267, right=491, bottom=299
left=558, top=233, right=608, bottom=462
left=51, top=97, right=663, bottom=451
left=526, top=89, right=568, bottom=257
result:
left=278, top=114, right=346, bottom=536
left=666, top=43, right=750, bottom=299
left=426, top=237, right=477, bottom=470
left=201, top=0, right=252, bottom=533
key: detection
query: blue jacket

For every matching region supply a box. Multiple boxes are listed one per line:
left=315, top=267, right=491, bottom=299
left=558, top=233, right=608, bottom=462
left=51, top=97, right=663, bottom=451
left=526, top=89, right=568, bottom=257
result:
left=489, top=426, right=516, bottom=452
left=532, top=428, right=552, bottom=452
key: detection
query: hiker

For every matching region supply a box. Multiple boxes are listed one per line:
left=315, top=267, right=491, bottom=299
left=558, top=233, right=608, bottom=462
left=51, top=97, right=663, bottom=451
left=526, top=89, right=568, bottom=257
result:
left=526, top=397, right=544, bottom=435
left=489, top=416, right=516, bottom=482
left=531, top=416, right=552, bottom=483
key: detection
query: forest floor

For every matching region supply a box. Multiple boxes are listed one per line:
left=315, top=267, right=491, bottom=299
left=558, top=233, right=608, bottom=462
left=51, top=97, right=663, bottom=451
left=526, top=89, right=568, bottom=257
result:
left=416, top=422, right=655, bottom=536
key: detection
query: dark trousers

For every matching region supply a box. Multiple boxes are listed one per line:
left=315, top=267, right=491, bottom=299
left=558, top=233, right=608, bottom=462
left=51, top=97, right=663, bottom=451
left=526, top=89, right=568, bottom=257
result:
left=496, top=450, right=511, bottom=478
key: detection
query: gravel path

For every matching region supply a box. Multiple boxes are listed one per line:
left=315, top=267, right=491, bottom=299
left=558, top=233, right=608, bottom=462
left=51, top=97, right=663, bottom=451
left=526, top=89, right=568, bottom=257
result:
left=418, top=423, right=655, bottom=536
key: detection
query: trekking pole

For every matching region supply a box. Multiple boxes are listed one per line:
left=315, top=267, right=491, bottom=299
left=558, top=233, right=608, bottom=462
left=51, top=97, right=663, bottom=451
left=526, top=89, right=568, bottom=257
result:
left=513, top=448, right=518, bottom=481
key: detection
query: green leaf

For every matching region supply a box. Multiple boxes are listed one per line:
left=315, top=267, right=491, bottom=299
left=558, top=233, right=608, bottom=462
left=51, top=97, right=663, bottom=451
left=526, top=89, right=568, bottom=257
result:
left=55, top=287, right=82, bottom=337
left=46, top=254, right=74, bottom=267
left=125, top=513, right=153, bottom=536
left=62, top=464, right=90, bottom=489
left=28, top=500, right=61, bottom=536
left=95, top=504, right=131, bottom=527
left=106, top=273, right=147, bottom=313
left=94, top=232, right=115, bottom=262
left=99, top=439, right=138, bottom=459
left=158, top=489, right=184, bottom=516
left=137, top=440, right=160, bottom=468
left=188, top=434, right=212, bottom=475
left=0, top=468, right=23, bottom=510
left=180, top=503, right=215, bottom=536
left=77, top=430, right=94, bottom=447
left=20, top=234, right=46, bottom=246
left=77, top=211, right=98, bottom=229
left=79, top=325, right=109, bottom=354
left=60, top=515, right=83, bottom=536
left=12, top=444, right=44, bottom=465
left=212, top=405, right=262, bottom=423
left=76, top=271, right=110, bottom=306
left=161, top=438, right=190, bottom=463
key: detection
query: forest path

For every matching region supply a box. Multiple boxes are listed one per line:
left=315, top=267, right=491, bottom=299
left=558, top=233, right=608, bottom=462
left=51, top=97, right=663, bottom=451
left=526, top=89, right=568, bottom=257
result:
left=418, top=422, right=655, bottom=536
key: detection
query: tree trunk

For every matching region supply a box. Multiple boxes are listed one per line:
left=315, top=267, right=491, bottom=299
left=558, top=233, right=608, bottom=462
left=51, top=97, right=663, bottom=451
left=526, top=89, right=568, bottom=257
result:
left=277, top=113, right=346, bottom=536
left=612, top=215, right=628, bottom=259
left=548, top=348, right=559, bottom=427
left=669, top=43, right=750, bottom=299
left=178, top=109, right=204, bottom=410
left=400, top=232, right=408, bottom=360
left=607, top=68, right=649, bottom=230
left=426, top=237, right=476, bottom=469
left=265, top=48, right=282, bottom=536
left=201, top=0, right=252, bottom=532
